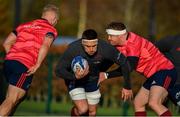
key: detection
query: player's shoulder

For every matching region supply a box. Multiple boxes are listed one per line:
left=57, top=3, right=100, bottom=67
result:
left=67, top=39, right=82, bottom=51
left=98, top=39, right=118, bottom=52
left=69, top=39, right=81, bottom=46
left=35, top=19, right=58, bottom=36
left=15, top=20, right=34, bottom=31
left=98, top=39, right=112, bottom=47
left=129, top=32, right=144, bottom=43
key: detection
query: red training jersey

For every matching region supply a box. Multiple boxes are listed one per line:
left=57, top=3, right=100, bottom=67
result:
left=5, top=19, right=58, bottom=68
left=116, top=32, right=174, bottom=78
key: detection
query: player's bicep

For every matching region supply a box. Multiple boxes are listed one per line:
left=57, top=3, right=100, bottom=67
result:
left=43, top=32, right=55, bottom=47
left=46, top=32, right=55, bottom=39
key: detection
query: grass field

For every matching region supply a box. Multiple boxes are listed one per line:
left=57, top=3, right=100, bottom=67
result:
left=13, top=100, right=162, bottom=116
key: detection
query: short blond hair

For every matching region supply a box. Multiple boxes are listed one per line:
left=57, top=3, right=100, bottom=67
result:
left=42, top=4, right=59, bottom=19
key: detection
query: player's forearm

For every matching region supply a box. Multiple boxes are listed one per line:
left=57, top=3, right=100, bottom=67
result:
left=3, top=44, right=12, bottom=54
left=106, top=67, right=123, bottom=79
left=117, top=54, right=132, bottom=89
left=121, top=60, right=132, bottom=89
left=36, top=44, right=50, bottom=67
left=115, top=53, right=132, bottom=89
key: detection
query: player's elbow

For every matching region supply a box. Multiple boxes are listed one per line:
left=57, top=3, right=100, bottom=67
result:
left=3, top=42, right=10, bottom=53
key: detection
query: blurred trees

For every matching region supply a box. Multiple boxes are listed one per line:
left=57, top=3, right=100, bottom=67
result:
left=0, top=0, right=180, bottom=39
left=0, top=0, right=13, bottom=37
left=77, top=0, right=87, bottom=38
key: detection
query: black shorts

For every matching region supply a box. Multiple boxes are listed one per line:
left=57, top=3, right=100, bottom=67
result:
left=3, top=60, right=33, bottom=91
left=143, top=68, right=177, bottom=91
left=65, top=76, right=99, bottom=92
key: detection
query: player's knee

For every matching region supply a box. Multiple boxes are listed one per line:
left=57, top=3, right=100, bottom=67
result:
left=5, top=97, right=19, bottom=106
left=77, top=105, right=88, bottom=115
left=148, top=100, right=159, bottom=110
left=6, top=93, right=24, bottom=105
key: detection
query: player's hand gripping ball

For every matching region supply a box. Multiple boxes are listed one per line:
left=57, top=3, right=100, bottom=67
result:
left=71, top=56, right=88, bottom=73
left=71, top=56, right=89, bottom=78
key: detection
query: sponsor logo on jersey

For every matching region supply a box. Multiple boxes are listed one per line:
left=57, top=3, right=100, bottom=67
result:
left=24, top=24, right=41, bottom=29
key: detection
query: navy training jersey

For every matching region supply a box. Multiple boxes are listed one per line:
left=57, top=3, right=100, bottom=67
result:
left=55, top=39, right=132, bottom=89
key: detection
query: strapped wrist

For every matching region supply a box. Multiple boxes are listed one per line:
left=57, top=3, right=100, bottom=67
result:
left=104, top=73, right=109, bottom=79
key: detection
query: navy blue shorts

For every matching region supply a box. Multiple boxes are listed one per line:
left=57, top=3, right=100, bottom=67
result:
left=65, top=76, right=99, bottom=92
left=143, top=68, right=177, bottom=91
left=3, top=60, right=33, bottom=91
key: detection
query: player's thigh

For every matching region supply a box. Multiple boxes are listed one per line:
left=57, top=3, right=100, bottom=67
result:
left=86, top=89, right=101, bottom=105
left=69, top=88, right=88, bottom=110
left=134, top=87, right=149, bottom=106
left=69, top=88, right=86, bottom=100
left=149, top=69, right=176, bottom=103
left=3, top=60, right=33, bottom=91
left=149, top=85, right=168, bottom=104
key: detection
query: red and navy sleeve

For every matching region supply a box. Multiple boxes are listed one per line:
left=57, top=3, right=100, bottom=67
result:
left=45, top=25, right=58, bottom=40
left=102, top=43, right=132, bottom=89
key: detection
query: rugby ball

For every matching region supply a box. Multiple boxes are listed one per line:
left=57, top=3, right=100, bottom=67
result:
left=71, top=56, right=88, bottom=73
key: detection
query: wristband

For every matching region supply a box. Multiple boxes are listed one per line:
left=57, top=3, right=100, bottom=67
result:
left=104, top=73, right=109, bottom=79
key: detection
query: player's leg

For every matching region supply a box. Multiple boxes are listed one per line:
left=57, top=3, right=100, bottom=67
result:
left=134, top=77, right=153, bottom=116
left=9, top=93, right=27, bottom=116
left=148, top=69, right=177, bottom=116
left=148, top=85, right=170, bottom=115
left=134, top=87, right=149, bottom=116
left=69, top=88, right=89, bottom=116
left=71, top=99, right=89, bottom=116
left=86, top=89, right=101, bottom=116
left=0, top=85, right=26, bottom=115
left=0, top=60, right=33, bottom=115
left=88, top=104, right=98, bottom=116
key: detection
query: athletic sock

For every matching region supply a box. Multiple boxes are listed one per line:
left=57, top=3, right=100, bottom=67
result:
left=71, top=106, right=89, bottom=116
left=135, top=111, right=146, bottom=117
left=71, top=106, right=78, bottom=116
left=80, top=110, right=89, bottom=116
left=160, top=110, right=172, bottom=117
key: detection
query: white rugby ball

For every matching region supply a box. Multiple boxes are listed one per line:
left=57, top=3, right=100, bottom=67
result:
left=71, top=56, right=88, bottom=73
